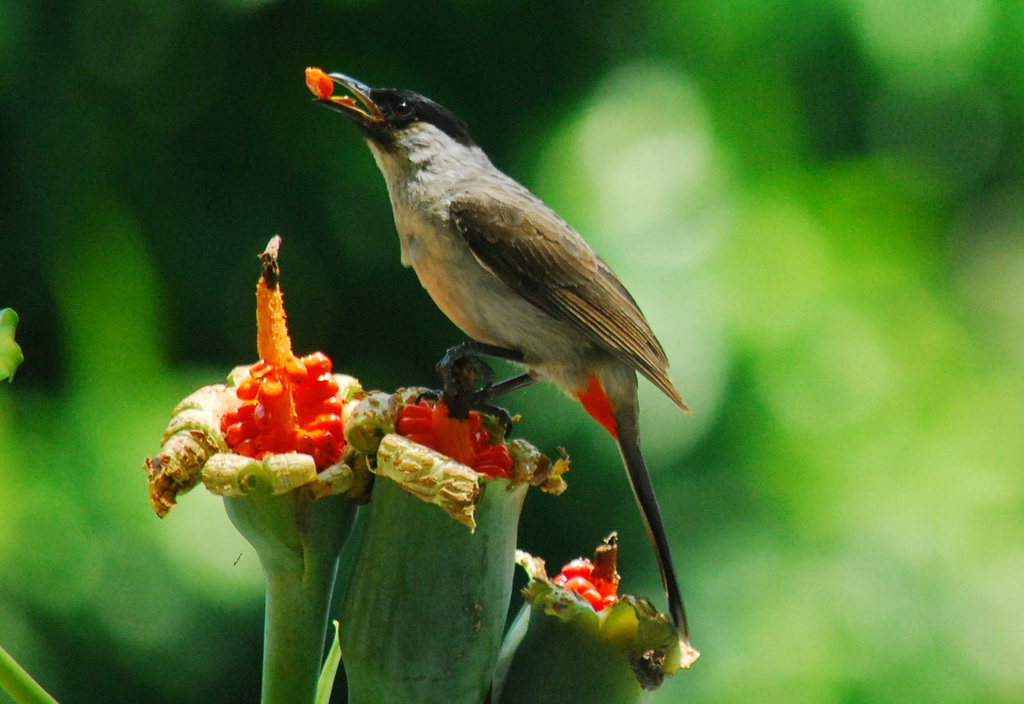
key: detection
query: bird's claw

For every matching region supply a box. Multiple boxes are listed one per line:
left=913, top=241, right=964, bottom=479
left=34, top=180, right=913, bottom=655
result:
left=470, top=396, right=515, bottom=438
left=415, top=388, right=441, bottom=405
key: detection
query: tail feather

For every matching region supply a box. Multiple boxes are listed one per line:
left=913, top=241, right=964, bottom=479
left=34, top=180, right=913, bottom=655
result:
left=575, top=370, right=690, bottom=640
left=615, top=427, right=690, bottom=640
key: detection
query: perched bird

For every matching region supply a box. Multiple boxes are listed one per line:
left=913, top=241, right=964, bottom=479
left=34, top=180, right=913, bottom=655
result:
left=314, top=72, right=694, bottom=644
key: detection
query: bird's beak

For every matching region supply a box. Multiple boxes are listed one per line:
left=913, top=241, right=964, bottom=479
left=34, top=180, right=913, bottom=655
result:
left=316, top=73, right=384, bottom=123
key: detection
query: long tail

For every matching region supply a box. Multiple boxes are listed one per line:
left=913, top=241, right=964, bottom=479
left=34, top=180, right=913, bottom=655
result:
left=576, top=373, right=690, bottom=641
left=616, top=418, right=690, bottom=640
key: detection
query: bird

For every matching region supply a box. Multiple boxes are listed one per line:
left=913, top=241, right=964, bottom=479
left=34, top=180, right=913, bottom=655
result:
left=314, top=72, right=694, bottom=644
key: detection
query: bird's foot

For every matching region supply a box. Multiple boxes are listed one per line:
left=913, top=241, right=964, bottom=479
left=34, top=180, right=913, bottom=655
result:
left=435, top=344, right=521, bottom=437
left=466, top=396, right=516, bottom=439
left=415, top=384, right=516, bottom=440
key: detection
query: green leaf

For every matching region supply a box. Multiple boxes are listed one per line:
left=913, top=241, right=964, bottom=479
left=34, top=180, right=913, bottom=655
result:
left=315, top=620, right=342, bottom=704
left=0, top=644, right=59, bottom=704
left=0, top=309, right=25, bottom=382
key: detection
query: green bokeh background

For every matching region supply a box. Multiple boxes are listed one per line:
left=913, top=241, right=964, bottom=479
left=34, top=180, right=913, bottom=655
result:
left=2, top=0, right=1022, bottom=701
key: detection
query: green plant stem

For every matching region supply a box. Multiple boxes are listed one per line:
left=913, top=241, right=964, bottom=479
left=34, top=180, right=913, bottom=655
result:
left=0, top=645, right=59, bottom=704
left=224, top=491, right=356, bottom=704
left=340, top=476, right=528, bottom=704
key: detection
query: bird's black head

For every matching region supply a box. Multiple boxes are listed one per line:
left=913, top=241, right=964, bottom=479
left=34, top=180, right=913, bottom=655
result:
left=315, top=73, right=475, bottom=150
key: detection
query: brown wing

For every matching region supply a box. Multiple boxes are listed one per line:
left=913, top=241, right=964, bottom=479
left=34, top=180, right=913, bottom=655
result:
left=449, top=190, right=687, bottom=410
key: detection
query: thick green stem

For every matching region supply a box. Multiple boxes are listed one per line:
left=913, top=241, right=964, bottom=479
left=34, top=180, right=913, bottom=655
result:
left=225, top=491, right=356, bottom=704
left=0, top=645, right=58, bottom=704
left=340, top=475, right=527, bottom=704
left=260, top=544, right=337, bottom=703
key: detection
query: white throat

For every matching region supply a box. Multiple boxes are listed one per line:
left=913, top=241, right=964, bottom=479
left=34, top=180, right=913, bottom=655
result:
left=366, top=122, right=492, bottom=195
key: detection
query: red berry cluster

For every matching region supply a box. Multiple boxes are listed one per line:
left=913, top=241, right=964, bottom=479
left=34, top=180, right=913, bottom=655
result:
left=396, top=400, right=513, bottom=478
left=221, top=351, right=345, bottom=470
left=553, top=558, right=619, bottom=611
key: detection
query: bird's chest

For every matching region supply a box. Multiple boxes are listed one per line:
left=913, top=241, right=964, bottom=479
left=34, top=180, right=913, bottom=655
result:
left=386, top=186, right=451, bottom=279
left=390, top=199, right=542, bottom=350
left=392, top=202, right=490, bottom=315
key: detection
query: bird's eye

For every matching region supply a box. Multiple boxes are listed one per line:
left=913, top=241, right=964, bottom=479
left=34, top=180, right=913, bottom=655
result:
left=394, top=101, right=413, bottom=117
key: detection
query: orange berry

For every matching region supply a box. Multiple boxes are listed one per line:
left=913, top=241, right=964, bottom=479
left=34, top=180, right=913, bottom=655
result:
left=225, top=421, right=252, bottom=446
left=560, top=559, right=594, bottom=580
left=284, top=358, right=308, bottom=383
left=397, top=415, right=432, bottom=435
left=236, top=377, right=260, bottom=401
left=562, top=576, right=596, bottom=593
left=305, top=67, right=334, bottom=100
left=475, top=463, right=502, bottom=478
left=293, top=377, right=335, bottom=403
left=321, top=377, right=340, bottom=396
left=222, top=409, right=240, bottom=428
left=579, top=588, right=604, bottom=609
left=250, top=361, right=273, bottom=378
left=292, top=428, right=316, bottom=453
left=260, top=378, right=284, bottom=399
left=473, top=445, right=511, bottom=478
left=302, top=352, right=332, bottom=377
left=315, top=431, right=338, bottom=451
left=403, top=432, right=434, bottom=446
left=235, top=439, right=257, bottom=458
left=317, top=397, right=344, bottom=416
left=309, top=414, right=343, bottom=436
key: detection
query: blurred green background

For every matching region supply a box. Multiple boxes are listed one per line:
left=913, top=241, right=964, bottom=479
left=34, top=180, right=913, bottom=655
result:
left=2, top=0, right=1023, bottom=701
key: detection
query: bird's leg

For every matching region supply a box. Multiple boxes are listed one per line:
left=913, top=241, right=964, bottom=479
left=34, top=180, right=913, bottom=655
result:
left=480, top=372, right=536, bottom=400
left=435, top=342, right=535, bottom=436
left=466, top=373, right=538, bottom=438
left=438, top=341, right=525, bottom=370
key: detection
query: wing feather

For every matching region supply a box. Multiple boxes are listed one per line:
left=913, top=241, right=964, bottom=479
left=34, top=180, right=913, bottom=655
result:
left=450, top=190, right=686, bottom=410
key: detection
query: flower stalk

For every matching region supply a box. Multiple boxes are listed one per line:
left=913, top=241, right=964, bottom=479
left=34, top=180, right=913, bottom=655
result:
left=224, top=490, right=355, bottom=704
left=338, top=466, right=527, bottom=703
left=145, top=237, right=366, bottom=704
left=336, top=397, right=567, bottom=704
